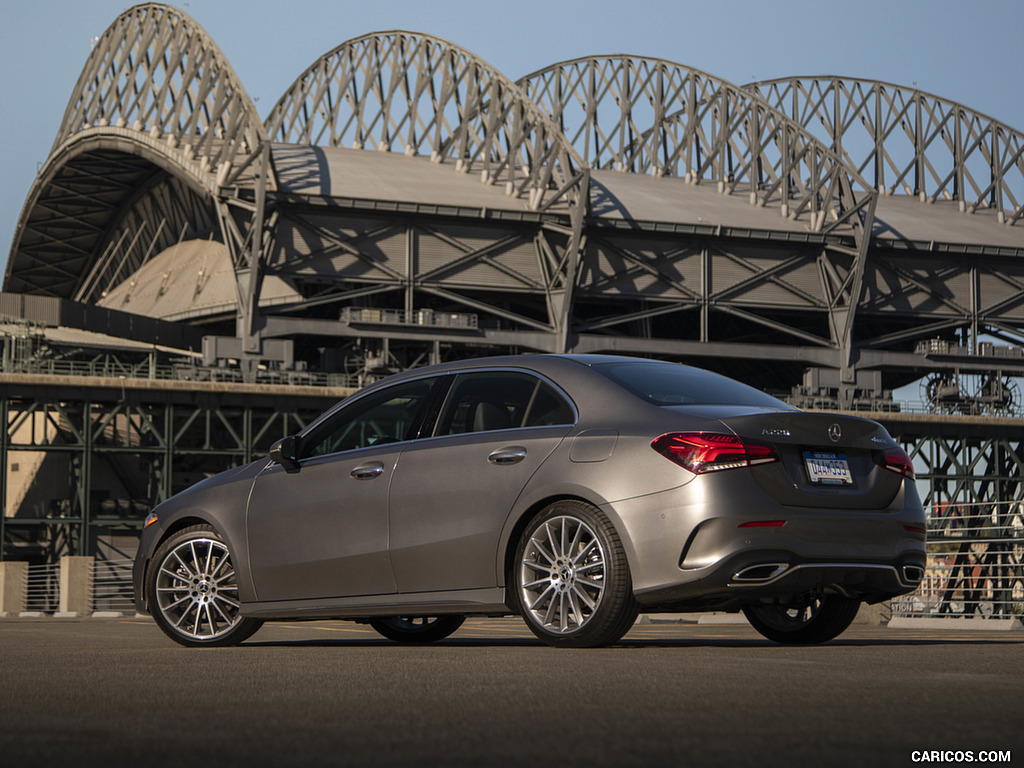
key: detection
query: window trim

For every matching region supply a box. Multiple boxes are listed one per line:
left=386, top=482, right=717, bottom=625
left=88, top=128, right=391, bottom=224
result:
left=294, top=365, right=578, bottom=460
left=430, top=368, right=578, bottom=438
left=296, top=373, right=447, bottom=460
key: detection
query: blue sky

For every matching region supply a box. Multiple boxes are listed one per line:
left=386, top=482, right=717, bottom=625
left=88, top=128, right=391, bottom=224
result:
left=2, top=0, right=1022, bottom=277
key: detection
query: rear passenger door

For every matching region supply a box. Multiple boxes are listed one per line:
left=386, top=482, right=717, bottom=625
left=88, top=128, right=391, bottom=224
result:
left=387, top=370, right=575, bottom=593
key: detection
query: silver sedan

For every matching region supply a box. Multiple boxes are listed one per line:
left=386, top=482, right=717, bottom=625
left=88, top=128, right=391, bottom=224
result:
left=133, top=354, right=926, bottom=647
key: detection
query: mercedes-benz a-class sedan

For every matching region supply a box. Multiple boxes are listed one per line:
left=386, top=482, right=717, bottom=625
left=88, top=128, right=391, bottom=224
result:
left=133, top=354, right=925, bottom=647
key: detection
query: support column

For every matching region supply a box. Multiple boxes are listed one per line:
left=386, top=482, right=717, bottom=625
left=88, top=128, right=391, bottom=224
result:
left=58, top=555, right=93, bottom=616
left=0, top=560, right=27, bottom=615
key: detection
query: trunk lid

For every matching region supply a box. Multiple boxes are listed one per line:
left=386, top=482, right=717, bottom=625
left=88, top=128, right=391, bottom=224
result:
left=711, top=410, right=903, bottom=510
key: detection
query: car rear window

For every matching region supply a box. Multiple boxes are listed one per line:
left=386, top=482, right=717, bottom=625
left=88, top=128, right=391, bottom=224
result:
left=593, top=361, right=787, bottom=408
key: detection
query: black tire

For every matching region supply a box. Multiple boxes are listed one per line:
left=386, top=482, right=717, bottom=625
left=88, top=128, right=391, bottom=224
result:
left=514, top=500, right=639, bottom=648
left=742, top=593, right=860, bottom=644
left=147, top=524, right=263, bottom=647
left=369, top=615, right=466, bottom=643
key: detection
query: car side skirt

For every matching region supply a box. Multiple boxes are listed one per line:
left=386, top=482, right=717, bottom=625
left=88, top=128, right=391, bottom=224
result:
left=239, top=587, right=510, bottom=620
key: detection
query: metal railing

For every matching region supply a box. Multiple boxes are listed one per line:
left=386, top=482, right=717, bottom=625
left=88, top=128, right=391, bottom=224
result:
left=788, top=394, right=1024, bottom=418
left=5, top=357, right=361, bottom=388
left=24, top=562, right=60, bottom=613
left=340, top=307, right=478, bottom=329
left=892, top=500, right=1024, bottom=620
left=91, top=559, right=136, bottom=614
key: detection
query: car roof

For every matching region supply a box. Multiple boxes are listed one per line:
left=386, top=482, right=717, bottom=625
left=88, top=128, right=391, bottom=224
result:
left=366, top=353, right=680, bottom=382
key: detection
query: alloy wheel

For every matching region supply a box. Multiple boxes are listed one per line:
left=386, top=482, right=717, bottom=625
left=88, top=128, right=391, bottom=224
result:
left=518, top=515, right=607, bottom=635
left=154, top=537, right=243, bottom=642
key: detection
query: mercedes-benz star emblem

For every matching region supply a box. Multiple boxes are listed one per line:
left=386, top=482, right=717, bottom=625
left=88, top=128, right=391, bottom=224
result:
left=828, top=423, right=842, bottom=442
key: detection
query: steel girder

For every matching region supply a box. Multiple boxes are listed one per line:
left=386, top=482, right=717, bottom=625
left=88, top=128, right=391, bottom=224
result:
left=518, top=57, right=878, bottom=368
left=858, top=245, right=1024, bottom=355
left=264, top=32, right=590, bottom=350
left=0, top=379, right=336, bottom=560
left=7, top=3, right=273, bottom=352
left=263, top=205, right=574, bottom=340
left=7, top=6, right=1024, bottom=388
left=747, top=77, right=1024, bottom=226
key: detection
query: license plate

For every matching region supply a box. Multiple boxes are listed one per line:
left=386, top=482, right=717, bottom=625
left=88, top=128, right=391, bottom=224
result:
left=803, top=451, right=853, bottom=485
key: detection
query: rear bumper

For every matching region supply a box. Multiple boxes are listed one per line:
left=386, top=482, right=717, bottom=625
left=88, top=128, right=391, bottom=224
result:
left=604, top=472, right=926, bottom=609
left=634, top=552, right=925, bottom=608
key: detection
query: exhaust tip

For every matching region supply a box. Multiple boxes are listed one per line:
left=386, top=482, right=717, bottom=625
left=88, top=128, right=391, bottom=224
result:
left=902, top=565, right=924, bottom=584
left=732, top=563, right=789, bottom=582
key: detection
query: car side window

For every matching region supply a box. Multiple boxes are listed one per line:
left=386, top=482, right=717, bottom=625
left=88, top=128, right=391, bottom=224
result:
left=302, top=378, right=436, bottom=458
left=436, top=372, right=574, bottom=436
left=523, top=382, right=575, bottom=427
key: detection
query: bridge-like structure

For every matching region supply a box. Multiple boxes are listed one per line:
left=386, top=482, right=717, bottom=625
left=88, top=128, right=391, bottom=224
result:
left=3, top=4, right=1024, bottom=585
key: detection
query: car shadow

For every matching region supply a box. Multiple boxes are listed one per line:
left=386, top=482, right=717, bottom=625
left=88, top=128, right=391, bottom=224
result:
left=240, top=635, right=1024, bottom=649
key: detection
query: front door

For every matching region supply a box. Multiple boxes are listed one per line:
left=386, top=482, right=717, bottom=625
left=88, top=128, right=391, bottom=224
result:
left=245, top=375, right=440, bottom=602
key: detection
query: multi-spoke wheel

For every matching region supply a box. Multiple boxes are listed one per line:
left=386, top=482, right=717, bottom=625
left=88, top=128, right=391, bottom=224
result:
left=742, top=593, right=860, bottom=644
left=146, top=525, right=262, bottom=647
left=369, top=615, right=465, bottom=643
left=514, top=500, right=638, bottom=648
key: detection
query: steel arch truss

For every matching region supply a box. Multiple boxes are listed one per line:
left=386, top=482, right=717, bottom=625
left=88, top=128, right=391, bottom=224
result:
left=265, top=32, right=586, bottom=216
left=519, top=57, right=877, bottom=237
left=74, top=173, right=220, bottom=304
left=519, top=57, right=878, bottom=359
left=9, top=3, right=274, bottom=351
left=57, top=2, right=269, bottom=190
left=748, top=77, right=1024, bottom=226
left=264, top=32, right=591, bottom=346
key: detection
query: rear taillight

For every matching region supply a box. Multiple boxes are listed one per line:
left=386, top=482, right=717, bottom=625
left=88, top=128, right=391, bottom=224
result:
left=873, top=446, right=915, bottom=480
left=651, top=432, right=780, bottom=474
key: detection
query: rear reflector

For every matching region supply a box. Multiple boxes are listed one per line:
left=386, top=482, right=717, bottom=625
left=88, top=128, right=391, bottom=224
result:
left=652, top=432, right=780, bottom=474
left=738, top=520, right=787, bottom=528
left=873, top=446, right=916, bottom=480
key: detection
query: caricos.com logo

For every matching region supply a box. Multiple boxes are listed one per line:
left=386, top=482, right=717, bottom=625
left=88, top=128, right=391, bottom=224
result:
left=911, top=751, right=1012, bottom=763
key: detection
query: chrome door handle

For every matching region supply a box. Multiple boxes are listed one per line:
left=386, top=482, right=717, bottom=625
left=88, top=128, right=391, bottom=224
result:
left=488, top=447, right=526, bottom=465
left=351, top=462, right=384, bottom=479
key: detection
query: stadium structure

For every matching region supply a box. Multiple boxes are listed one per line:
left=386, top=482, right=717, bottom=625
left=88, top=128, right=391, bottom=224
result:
left=2, top=3, right=1024, bottom=569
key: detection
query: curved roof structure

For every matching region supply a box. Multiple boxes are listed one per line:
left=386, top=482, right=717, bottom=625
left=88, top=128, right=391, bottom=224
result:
left=7, top=4, right=271, bottom=298
left=5, top=2, right=1024, bottom=394
left=747, top=77, right=1024, bottom=224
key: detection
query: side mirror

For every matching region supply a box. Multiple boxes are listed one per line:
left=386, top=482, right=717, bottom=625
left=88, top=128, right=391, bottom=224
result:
left=269, top=435, right=301, bottom=471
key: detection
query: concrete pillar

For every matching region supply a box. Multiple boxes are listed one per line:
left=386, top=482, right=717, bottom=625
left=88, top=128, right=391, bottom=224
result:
left=0, top=561, right=28, bottom=615
left=58, top=555, right=93, bottom=616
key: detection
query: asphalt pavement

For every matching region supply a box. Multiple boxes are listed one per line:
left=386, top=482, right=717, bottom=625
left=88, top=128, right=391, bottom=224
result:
left=1, top=617, right=1021, bottom=767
